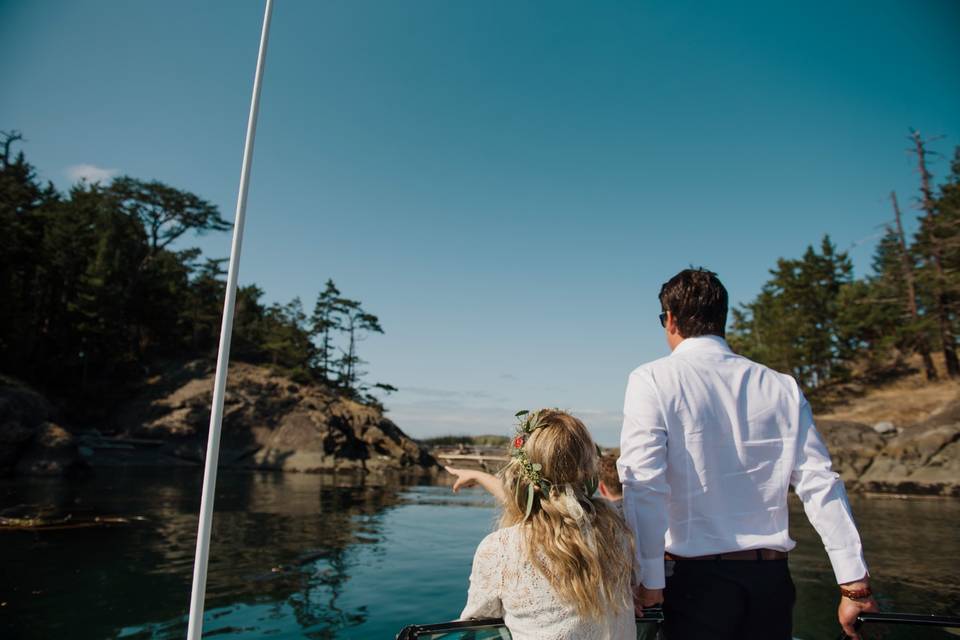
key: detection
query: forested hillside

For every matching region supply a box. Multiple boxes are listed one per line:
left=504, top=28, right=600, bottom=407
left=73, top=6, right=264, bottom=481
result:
left=0, top=131, right=394, bottom=422
left=729, top=131, right=960, bottom=405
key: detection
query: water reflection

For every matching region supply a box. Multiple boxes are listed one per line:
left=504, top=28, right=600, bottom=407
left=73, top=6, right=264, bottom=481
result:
left=1, top=470, right=957, bottom=640
left=0, top=469, right=434, bottom=639
left=789, top=494, right=960, bottom=640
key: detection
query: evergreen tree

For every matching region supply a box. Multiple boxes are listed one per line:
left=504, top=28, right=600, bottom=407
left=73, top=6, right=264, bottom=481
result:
left=108, top=176, right=230, bottom=256
left=910, top=131, right=960, bottom=377
left=260, top=297, right=315, bottom=378
left=729, top=236, right=855, bottom=390
left=310, top=279, right=344, bottom=382
left=184, top=256, right=227, bottom=352
left=834, top=233, right=903, bottom=372
left=335, top=298, right=384, bottom=390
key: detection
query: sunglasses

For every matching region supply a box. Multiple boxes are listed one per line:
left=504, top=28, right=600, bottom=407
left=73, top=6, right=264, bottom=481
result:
left=659, top=312, right=668, bottom=328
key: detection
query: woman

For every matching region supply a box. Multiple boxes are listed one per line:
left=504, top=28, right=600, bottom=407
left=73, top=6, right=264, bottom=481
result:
left=459, top=409, right=635, bottom=640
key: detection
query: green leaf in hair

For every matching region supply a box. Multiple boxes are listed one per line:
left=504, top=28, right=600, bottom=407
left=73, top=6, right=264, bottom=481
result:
left=524, top=482, right=535, bottom=520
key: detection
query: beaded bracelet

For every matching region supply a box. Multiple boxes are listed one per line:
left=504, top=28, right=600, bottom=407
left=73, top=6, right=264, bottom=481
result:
left=839, top=585, right=873, bottom=600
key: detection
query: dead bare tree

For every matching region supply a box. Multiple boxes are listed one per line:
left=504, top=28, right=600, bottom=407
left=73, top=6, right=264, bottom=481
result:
left=0, top=130, right=24, bottom=167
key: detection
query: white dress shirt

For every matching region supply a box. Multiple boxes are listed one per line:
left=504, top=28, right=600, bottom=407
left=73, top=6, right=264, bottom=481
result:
left=618, top=335, right=868, bottom=589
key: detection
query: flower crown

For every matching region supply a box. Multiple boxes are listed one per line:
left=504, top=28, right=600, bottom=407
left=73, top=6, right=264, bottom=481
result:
left=511, top=409, right=601, bottom=520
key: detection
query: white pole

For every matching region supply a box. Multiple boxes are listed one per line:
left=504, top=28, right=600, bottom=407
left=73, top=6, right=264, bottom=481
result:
left=185, top=1, right=273, bottom=638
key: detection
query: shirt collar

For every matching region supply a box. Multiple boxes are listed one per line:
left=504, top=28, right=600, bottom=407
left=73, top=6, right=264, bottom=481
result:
left=671, top=334, right=732, bottom=357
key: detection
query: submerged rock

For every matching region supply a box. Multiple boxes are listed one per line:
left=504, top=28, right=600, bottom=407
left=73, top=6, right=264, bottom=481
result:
left=15, top=422, right=85, bottom=476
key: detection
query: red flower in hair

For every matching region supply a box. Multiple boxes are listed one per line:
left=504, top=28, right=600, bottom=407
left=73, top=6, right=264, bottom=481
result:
left=513, top=436, right=524, bottom=449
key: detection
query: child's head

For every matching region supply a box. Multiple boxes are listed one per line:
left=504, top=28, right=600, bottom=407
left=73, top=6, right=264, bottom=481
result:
left=499, top=409, right=632, bottom=620
left=598, top=450, right=623, bottom=501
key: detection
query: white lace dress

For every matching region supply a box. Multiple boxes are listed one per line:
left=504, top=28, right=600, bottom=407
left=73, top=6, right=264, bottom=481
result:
left=460, top=525, right=634, bottom=640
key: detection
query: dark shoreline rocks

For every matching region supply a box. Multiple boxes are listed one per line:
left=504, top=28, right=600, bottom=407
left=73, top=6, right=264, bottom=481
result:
left=0, top=378, right=87, bottom=477
left=818, top=414, right=960, bottom=497
left=1, top=363, right=439, bottom=477
left=3, top=369, right=958, bottom=493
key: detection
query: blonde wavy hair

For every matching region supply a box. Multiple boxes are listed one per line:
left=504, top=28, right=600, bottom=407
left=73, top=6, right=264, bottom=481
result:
left=498, top=409, right=634, bottom=620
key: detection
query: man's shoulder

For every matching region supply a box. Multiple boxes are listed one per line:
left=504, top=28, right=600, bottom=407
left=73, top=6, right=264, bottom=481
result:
left=628, top=349, right=803, bottom=399
left=629, top=354, right=674, bottom=378
left=734, top=354, right=803, bottom=395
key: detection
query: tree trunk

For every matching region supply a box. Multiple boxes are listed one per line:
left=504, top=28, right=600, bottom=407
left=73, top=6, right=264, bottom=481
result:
left=346, top=320, right=356, bottom=388
left=321, top=325, right=330, bottom=381
left=891, top=191, right=938, bottom=380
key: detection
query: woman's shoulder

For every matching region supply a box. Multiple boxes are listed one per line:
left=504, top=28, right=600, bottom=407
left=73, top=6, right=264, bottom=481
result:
left=471, top=525, right=522, bottom=573
left=474, top=525, right=525, bottom=559
left=479, top=524, right=522, bottom=548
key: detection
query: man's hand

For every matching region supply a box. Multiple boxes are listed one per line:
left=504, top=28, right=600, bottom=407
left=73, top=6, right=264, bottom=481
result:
left=838, top=579, right=879, bottom=639
left=633, top=584, right=664, bottom=616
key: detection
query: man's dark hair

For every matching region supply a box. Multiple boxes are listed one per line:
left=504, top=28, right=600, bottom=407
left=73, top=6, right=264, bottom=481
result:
left=658, top=268, right=728, bottom=338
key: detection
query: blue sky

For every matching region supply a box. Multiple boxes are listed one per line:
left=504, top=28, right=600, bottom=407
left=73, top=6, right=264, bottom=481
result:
left=2, top=1, right=959, bottom=444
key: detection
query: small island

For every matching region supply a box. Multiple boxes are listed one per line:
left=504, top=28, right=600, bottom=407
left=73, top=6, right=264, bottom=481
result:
left=0, top=131, right=436, bottom=478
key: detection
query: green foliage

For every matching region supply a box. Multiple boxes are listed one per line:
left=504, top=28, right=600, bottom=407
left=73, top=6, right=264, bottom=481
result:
left=109, top=176, right=230, bottom=253
left=731, top=139, right=960, bottom=390
left=336, top=298, right=384, bottom=389
left=0, top=132, right=394, bottom=419
left=729, top=236, right=856, bottom=390
left=310, top=279, right=343, bottom=381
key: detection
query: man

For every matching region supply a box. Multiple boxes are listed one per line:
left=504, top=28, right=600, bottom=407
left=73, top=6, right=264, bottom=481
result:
left=618, top=268, right=878, bottom=639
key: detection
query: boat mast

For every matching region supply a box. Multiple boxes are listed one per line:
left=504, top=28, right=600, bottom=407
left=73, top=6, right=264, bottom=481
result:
left=185, top=1, right=274, bottom=638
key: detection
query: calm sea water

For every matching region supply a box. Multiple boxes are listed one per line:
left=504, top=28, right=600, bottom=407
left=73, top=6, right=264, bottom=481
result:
left=1, top=468, right=957, bottom=639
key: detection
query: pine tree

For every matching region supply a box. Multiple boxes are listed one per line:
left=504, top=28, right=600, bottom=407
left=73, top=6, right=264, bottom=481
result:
left=910, top=130, right=960, bottom=377
left=728, top=236, right=855, bottom=390
left=335, top=298, right=384, bottom=390
left=310, top=279, right=344, bottom=383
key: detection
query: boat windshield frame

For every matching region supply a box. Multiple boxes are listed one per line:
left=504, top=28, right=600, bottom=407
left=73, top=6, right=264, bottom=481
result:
left=396, top=610, right=665, bottom=640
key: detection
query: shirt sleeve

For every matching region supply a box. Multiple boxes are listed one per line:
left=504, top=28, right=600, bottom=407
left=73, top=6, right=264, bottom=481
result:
left=790, top=396, right=869, bottom=584
left=460, top=531, right=505, bottom=620
left=618, top=369, right=670, bottom=589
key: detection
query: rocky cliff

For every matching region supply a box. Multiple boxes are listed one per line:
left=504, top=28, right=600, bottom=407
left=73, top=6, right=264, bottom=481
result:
left=818, top=407, right=960, bottom=497
left=110, top=360, right=438, bottom=474
left=1, top=363, right=438, bottom=477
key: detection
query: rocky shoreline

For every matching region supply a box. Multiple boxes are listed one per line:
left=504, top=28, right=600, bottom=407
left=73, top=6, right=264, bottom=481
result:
left=1, top=365, right=957, bottom=495
left=0, top=361, right=439, bottom=478
left=819, top=410, right=960, bottom=497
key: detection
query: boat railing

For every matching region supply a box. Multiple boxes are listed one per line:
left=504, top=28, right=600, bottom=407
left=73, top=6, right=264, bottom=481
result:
left=837, top=611, right=960, bottom=639
left=396, top=609, right=664, bottom=640
left=397, top=609, right=960, bottom=640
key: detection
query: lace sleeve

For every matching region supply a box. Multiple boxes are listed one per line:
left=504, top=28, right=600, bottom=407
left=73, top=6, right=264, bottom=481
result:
left=459, top=530, right=505, bottom=620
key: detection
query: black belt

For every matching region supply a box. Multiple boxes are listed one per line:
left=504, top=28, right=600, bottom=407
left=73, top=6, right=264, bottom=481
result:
left=665, top=548, right=788, bottom=561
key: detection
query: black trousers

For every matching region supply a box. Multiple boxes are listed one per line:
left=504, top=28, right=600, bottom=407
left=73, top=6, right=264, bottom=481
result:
left=663, top=558, right=796, bottom=640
